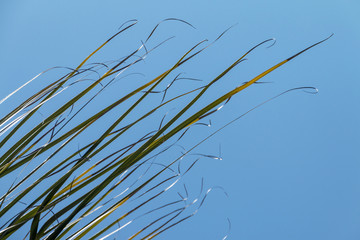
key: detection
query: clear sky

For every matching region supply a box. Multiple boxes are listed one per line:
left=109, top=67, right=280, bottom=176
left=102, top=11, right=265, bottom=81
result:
left=1, top=0, right=359, bottom=239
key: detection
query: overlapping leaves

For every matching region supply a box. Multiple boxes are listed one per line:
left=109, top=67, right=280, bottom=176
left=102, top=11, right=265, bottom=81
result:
left=0, top=20, right=331, bottom=240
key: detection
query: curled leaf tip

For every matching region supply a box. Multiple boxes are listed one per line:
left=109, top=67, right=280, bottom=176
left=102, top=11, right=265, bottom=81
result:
left=117, top=19, right=138, bottom=30
left=267, top=38, right=277, bottom=48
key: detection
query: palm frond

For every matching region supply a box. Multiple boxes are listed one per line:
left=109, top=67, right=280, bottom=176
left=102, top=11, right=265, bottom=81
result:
left=0, top=21, right=331, bottom=240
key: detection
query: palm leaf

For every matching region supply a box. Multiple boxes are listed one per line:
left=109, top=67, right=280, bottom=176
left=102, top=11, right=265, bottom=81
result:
left=0, top=20, right=331, bottom=239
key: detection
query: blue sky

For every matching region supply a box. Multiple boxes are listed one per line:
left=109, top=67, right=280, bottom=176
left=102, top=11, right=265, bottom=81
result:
left=1, top=0, right=359, bottom=239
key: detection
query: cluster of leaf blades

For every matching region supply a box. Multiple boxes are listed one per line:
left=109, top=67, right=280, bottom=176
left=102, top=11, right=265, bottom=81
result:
left=0, top=19, right=331, bottom=240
